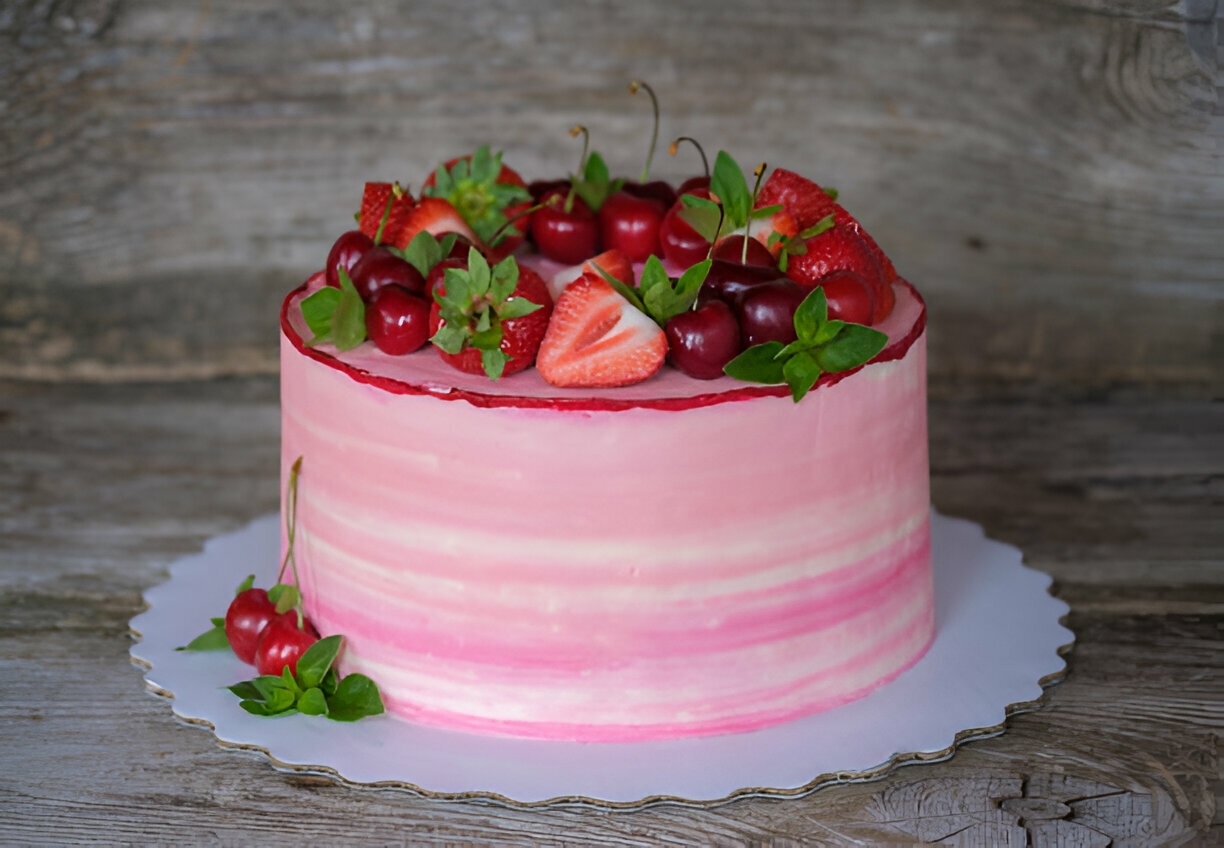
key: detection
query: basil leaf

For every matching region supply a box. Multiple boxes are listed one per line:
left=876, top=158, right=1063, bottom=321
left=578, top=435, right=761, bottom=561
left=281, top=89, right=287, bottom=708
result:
left=710, top=151, right=751, bottom=228
left=792, top=288, right=828, bottom=342
left=783, top=351, right=823, bottom=403
left=326, top=674, right=385, bottom=721
left=227, top=681, right=263, bottom=701
left=298, top=687, right=329, bottom=716
left=296, top=635, right=343, bottom=691
left=177, top=625, right=230, bottom=652
left=331, top=269, right=366, bottom=351
left=815, top=324, right=889, bottom=373
left=723, top=342, right=788, bottom=384
left=267, top=583, right=300, bottom=615
left=299, top=287, right=342, bottom=343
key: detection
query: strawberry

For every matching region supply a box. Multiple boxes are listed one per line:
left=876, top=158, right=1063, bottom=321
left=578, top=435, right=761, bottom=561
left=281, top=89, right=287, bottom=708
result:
left=546, top=249, right=635, bottom=302
left=428, top=250, right=552, bottom=380
left=398, top=198, right=480, bottom=251
left=756, top=169, right=837, bottom=231
left=536, top=273, right=667, bottom=388
left=421, top=146, right=533, bottom=258
left=785, top=227, right=893, bottom=325
left=358, top=182, right=415, bottom=247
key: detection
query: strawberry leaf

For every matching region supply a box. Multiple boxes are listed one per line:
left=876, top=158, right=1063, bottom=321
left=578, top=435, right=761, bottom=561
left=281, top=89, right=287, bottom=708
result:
left=392, top=231, right=457, bottom=278
left=481, top=348, right=509, bottom=380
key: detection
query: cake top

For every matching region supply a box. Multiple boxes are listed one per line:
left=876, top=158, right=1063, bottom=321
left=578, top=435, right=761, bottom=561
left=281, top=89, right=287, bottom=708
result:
left=290, top=81, right=922, bottom=409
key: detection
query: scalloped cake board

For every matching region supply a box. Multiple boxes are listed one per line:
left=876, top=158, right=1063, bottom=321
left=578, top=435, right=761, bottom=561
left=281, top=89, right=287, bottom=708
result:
left=130, top=511, right=1072, bottom=808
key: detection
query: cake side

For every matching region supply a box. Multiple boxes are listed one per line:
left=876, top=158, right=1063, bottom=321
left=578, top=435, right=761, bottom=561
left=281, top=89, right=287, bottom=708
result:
left=280, top=295, right=933, bottom=741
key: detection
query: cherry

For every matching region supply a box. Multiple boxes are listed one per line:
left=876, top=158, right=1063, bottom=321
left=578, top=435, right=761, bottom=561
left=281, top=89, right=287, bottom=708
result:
left=325, top=230, right=374, bottom=289
left=349, top=246, right=426, bottom=301
left=254, top=612, right=319, bottom=677
left=446, top=235, right=477, bottom=260
left=659, top=188, right=713, bottom=268
left=816, top=270, right=876, bottom=325
left=622, top=179, right=677, bottom=210
left=700, top=259, right=790, bottom=306
left=366, top=285, right=431, bottom=354
left=426, top=257, right=468, bottom=298
left=224, top=588, right=278, bottom=665
left=598, top=191, right=666, bottom=262
left=666, top=300, right=742, bottom=379
left=533, top=190, right=601, bottom=264
left=676, top=175, right=711, bottom=196
left=527, top=178, right=571, bottom=202
left=712, top=235, right=776, bottom=268
left=734, top=279, right=807, bottom=347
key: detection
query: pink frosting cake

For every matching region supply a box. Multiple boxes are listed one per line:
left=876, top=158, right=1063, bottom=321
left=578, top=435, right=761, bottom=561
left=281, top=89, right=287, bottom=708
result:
left=279, top=266, right=934, bottom=742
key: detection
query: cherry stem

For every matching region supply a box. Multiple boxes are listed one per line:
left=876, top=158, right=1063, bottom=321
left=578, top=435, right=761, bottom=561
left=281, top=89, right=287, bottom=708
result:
left=629, top=80, right=659, bottom=183
left=669, top=136, right=709, bottom=179
left=745, top=162, right=767, bottom=264
left=569, top=125, right=590, bottom=175
left=488, top=200, right=551, bottom=247
left=276, top=456, right=303, bottom=589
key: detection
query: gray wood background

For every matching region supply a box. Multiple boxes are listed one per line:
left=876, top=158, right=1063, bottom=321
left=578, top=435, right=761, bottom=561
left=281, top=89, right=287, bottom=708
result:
left=2, top=0, right=1221, bottom=844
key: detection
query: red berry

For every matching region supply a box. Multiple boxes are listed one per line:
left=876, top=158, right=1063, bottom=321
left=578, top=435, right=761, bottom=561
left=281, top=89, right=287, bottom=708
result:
left=666, top=300, right=742, bottom=379
left=622, top=179, right=677, bottom=210
left=676, top=175, right=711, bottom=196
left=224, top=588, right=277, bottom=665
left=253, top=612, right=319, bottom=677
left=699, top=259, right=790, bottom=306
left=533, top=190, right=601, bottom=265
left=816, top=270, right=875, bottom=325
left=659, top=188, right=713, bottom=268
left=712, top=235, right=776, bottom=268
left=598, top=191, right=666, bottom=262
left=349, top=246, right=426, bottom=300
left=734, top=279, right=807, bottom=347
left=366, top=286, right=431, bottom=354
left=325, top=230, right=374, bottom=289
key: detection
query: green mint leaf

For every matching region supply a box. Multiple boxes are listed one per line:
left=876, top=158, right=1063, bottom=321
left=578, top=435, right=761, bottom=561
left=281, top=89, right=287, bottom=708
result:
left=799, top=214, right=836, bottom=240
left=710, top=151, right=751, bottom=229
left=326, top=673, right=385, bottom=721
left=602, top=274, right=647, bottom=314
left=235, top=575, right=255, bottom=595
left=266, top=583, right=300, bottom=615
left=280, top=667, right=302, bottom=696
left=251, top=675, right=290, bottom=701
left=812, top=318, right=846, bottom=347
left=210, top=617, right=226, bottom=628
left=814, top=323, right=888, bottom=373
left=238, top=699, right=278, bottom=717
left=792, top=288, right=829, bottom=342
left=641, top=259, right=710, bottom=326
left=723, top=341, right=788, bottom=384
left=481, top=347, right=508, bottom=381
left=675, top=259, right=711, bottom=305
left=296, top=634, right=343, bottom=691
left=637, top=255, right=670, bottom=302
left=298, top=687, right=329, bottom=716
left=783, top=351, right=823, bottom=403
left=265, top=685, right=296, bottom=713
left=497, top=297, right=542, bottom=320
left=227, top=681, right=263, bottom=701
left=300, top=287, right=342, bottom=344
left=584, top=151, right=610, bottom=184
left=678, top=194, right=723, bottom=243
left=331, top=269, right=367, bottom=351
left=177, top=623, right=230, bottom=652
left=320, top=668, right=340, bottom=697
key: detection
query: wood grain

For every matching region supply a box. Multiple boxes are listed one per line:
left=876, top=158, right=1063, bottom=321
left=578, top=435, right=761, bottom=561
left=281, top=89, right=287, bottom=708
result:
left=0, top=376, right=1220, bottom=844
left=2, top=0, right=1220, bottom=387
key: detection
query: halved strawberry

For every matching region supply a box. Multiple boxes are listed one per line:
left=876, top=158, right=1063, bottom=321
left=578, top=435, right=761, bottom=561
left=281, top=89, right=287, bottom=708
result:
left=428, top=251, right=552, bottom=380
left=359, top=182, right=415, bottom=247
left=421, top=147, right=533, bottom=258
left=536, top=273, right=667, bottom=388
left=398, top=198, right=480, bottom=251
left=756, top=169, right=837, bottom=231
left=546, top=249, right=635, bottom=302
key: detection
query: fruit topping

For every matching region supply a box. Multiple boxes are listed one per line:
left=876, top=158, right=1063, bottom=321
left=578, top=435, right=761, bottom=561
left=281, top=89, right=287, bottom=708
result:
left=815, top=269, right=875, bottom=325
left=421, top=146, right=532, bottom=254
left=224, top=585, right=278, bottom=665
left=429, top=248, right=552, bottom=379
left=665, top=299, right=742, bottom=380
left=734, top=279, right=808, bottom=347
left=358, top=181, right=415, bottom=247
left=711, top=234, right=775, bottom=268
left=547, top=249, right=635, bottom=302
left=534, top=191, right=600, bottom=264
left=254, top=611, right=319, bottom=677
left=325, top=230, right=375, bottom=289
left=348, top=246, right=427, bottom=300
left=401, top=197, right=480, bottom=250
left=366, top=285, right=431, bottom=355
left=536, top=273, right=667, bottom=388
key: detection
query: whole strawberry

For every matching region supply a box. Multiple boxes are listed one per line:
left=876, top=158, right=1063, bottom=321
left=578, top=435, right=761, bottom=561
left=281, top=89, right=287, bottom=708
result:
left=429, top=248, right=553, bottom=379
left=422, top=146, right=533, bottom=260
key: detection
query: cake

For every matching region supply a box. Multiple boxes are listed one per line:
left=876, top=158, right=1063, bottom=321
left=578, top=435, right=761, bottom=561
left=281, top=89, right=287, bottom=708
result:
left=277, top=135, right=934, bottom=742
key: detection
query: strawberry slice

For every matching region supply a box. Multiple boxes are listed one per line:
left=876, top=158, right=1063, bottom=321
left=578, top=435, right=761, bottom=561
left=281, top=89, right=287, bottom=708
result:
left=536, top=273, right=667, bottom=388
left=546, top=249, right=635, bottom=302
left=359, top=182, right=415, bottom=247
left=397, top=198, right=480, bottom=251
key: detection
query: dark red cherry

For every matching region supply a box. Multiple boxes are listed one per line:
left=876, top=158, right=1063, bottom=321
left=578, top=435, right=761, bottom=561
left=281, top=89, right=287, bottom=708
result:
left=598, top=191, right=666, bottom=262
left=325, top=230, right=375, bottom=288
left=527, top=178, right=572, bottom=202
left=712, top=235, right=776, bottom=268
left=734, top=279, right=807, bottom=347
left=815, top=270, right=876, bottom=325
left=446, top=235, right=477, bottom=260
left=349, top=246, right=426, bottom=301
left=659, top=188, right=713, bottom=268
left=622, top=179, right=677, bottom=210
left=666, top=300, right=742, bottom=379
left=533, top=190, right=601, bottom=264
left=700, top=259, right=790, bottom=306
left=676, top=175, right=711, bottom=196
left=366, top=285, right=431, bottom=355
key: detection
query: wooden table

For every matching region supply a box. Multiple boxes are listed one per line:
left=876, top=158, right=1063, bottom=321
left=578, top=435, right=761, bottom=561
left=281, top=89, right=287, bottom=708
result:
left=3, top=1, right=1220, bottom=843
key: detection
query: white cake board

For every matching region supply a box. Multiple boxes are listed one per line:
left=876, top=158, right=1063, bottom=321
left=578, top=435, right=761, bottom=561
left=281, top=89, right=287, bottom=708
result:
left=130, top=512, right=1072, bottom=808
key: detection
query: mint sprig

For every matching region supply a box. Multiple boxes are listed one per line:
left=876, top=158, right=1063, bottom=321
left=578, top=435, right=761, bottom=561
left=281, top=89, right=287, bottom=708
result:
left=299, top=267, right=366, bottom=351
left=226, top=635, right=385, bottom=721
left=678, top=151, right=781, bottom=243
left=723, top=288, right=888, bottom=402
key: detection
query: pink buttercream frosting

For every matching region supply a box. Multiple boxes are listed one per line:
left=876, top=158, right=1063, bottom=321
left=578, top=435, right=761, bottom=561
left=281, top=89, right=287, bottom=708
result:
left=279, top=271, right=934, bottom=741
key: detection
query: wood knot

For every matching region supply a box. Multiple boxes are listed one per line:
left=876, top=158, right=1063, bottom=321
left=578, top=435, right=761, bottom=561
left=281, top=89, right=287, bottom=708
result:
left=1001, top=797, right=1072, bottom=822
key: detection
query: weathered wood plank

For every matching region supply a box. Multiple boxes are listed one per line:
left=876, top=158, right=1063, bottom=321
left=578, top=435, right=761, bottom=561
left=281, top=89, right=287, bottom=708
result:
left=2, top=0, right=1220, bottom=386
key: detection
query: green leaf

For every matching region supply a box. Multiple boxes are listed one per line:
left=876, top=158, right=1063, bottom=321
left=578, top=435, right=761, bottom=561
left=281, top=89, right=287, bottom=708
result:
left=498, top=297, right=542, bottom=320
left=814, top=323, right=888, bottom=373
left=326, top=674, right=385, bottom=721
left=296, top=634, right=343, bottom=691
left=640, top=260, right=709, bottom=326
left=331, top=268, right=366, bottom=351
left=267, top=583, right=300, bottom=615
left=637, top=255, right=669, bottom=301
left=280, top=667, right=302, bottom=696
left=723, top=342, right=788, bottom=384
left=570, top=152, right=616, bottom=212
left=792, top=288, right=829, bottom=342
left=812, top=318, right=845, bottom=347
left=430, top=324, right=466, bottom=355
left=442, top=266, right=473, bottom=306
left=799, top=214, right=836, bottom=240
left=238, top=699, right=278, bottom=717
left=470, top=327, right=503, bottom=351
left=265, top=685, right=296, bottom=713
left=710, top=150, right=751, bottom=229
left=602, top=274, right=647, bottom=314
left=234, top=575, right=255, bottom=595
left=481, top=347, right=508, bottom=380
left=396, top=231, right=445, bottom=278
left=677, top=193, right=723, bottom=243
left=584, top=150, right=610, bottom=184
left=177, top=623, right=230, bottom=652
left=298, top=687, right=329, bottom=716
left=466, top=248, right=491, bottom=295
left=489, top=255, right=520, bottom=302
left=299, top=287, right=342, bottom=344
left=750, top=203, right=783, bottom=220
left=227, top=681, right=263, bottom=701
left=251, top=675, right=290, bottom=701
left=783, top=351, right=823, bottom=403
left=320, top=668, right=340, bottom=697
